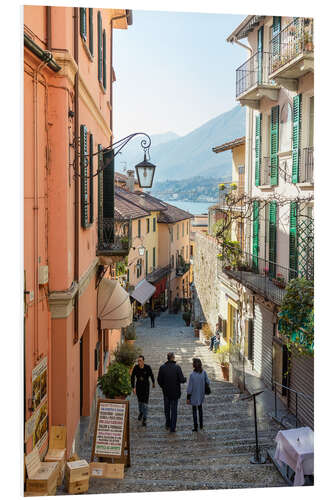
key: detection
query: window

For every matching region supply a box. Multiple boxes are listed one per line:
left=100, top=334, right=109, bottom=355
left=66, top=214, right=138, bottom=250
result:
left=177, top=224, right=179, bottom=240
left=187, top=221, right=189, bottom=235
left=80, top=8, right=94, bottom=57
left=136, top=259, right=142, bottom=278
left=170, top=227, right=173, bottom=242
left=145, top=250, right=148, bottom=276
left=171, top=255, right=174, bottom=268
left=97, top=144, right=103, bottom=239
left=146, top=218, right=150, bottom=233
left=80, top=124, right=88, bottom=228
left=138, top=220, right=141, bottom=238
left=153, top=217, right=156, bottom=232
left=279, top=102, right=292, bottom=153
left=102, top=29, right=107, bottom=89
left=89, top=133, right=94, bottom=223
left=153, top=247, right=156, bottom=268
left=97, top=11, right=106, bottom=87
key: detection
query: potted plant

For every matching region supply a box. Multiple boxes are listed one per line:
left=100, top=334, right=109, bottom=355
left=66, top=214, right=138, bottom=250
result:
left=182, top=311, right=191, bottom=326
left=98, top=362, right=132, bottom=400
left=215, top=344, right=230, bottom=381
left=193, top=321, right=200, bottom=338
left=273, top=273, right=286, bottom=289
left=124, top=324, right=136, bottom=345
left=230, top=182, right=237, bottom=191
left=218, top=183, right=226, bottom=191
left=113, top=343, right=141, bottom=369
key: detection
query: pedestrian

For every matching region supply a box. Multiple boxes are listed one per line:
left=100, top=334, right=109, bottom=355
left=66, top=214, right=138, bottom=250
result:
left=131, top=355, right=155, bottom=427
left=157, top=352, right=187, bottom=432
left=149, top=308, right=156, bottom=328
left=209, top=323, right=220, bottom=352
left=186, top=358, right=210, bottom=432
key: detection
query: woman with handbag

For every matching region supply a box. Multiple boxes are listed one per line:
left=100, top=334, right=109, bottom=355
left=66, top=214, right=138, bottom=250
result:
left=186, top=358, right=210, bottom=432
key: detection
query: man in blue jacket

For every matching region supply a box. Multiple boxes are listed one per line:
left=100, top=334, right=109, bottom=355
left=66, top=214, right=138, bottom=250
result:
left=157, top=352, right=186, bottom=432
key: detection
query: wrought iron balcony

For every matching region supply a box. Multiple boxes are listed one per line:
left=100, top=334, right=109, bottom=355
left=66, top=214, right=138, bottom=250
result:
left=175, top=256, right=190, bottom=277
left=269, top=18, right=314, bottom=82
left=236, top=52, right=278, bottom=106
left=146, top=264, right=171, bottom=284
left=96, top=218, right=131, bottom=257
left=299, top=147, right=314, bottom=184
left=217, top=250, right=299, bottom=305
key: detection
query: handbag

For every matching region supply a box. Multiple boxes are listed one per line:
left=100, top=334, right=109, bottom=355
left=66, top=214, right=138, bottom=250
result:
left=205, top=382, right=211, bottom=395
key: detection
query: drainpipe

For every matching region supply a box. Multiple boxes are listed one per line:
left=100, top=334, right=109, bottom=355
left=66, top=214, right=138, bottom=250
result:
left=46, top=6, right=52, bottom=51
left=231, top=37, right=253, bottom=253
left=74, top=7, right=80, bottom=343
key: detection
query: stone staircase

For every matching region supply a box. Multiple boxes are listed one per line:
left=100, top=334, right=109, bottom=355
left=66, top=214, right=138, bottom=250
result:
left=65, top=312, right=287, bottom=494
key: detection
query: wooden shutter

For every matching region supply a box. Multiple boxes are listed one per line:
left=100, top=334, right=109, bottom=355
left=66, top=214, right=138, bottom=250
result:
left=80, top=125, right=88, bottom=228
left=292, top=94, right=302, bottom=183
left=102, top=29, right=107, bottom=89
left=98, top=11, right=102, bottom=82
left=252, top=200, right=259, bottom=271
left=80, top=8, right=87, bottom=41
left=257, top=27, right=263, bottom=84
left=268, top=201, right=277, bottom=277
left=97, top=145, right=103, bottom=240
left=270, top=105, right=279, bottom=186
left=289, top=202, right=298, bottom=276
left=89, top=134, right=94, bottom=224
left=153, top=247, right=156, bottom=268
left=153, top=217, right=156, bottom=232
left=89, top=8, right=94, bottom=55
left=272, top=16, right=281, bottom=56
left=255, top=114, right=262, bottom=186
left=145, top=250, right=148, bottom=276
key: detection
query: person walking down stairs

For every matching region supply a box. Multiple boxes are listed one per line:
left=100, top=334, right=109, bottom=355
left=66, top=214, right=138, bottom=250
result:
left=131, top=355, right=155, bottom=427
left=149, top=309, right=156, bottom=328
left=186, top=358, right=210, bottom=432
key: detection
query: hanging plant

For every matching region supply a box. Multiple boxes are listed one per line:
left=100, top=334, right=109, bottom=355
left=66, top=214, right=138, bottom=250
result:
left=278, top=278, right=314, bottom=355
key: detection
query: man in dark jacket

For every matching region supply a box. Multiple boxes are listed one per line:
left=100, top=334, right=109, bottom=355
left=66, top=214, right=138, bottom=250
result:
left=157, top=352, right=186, bottom=432
left=148, top=309, right=156, bottom=328
left=131, top=355, right=155, bottom=427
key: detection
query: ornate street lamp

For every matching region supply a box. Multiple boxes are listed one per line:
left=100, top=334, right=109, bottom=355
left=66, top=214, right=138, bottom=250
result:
left=138, top=245, right=145, bottom=257
left=135, top=153, right=156, bottom=189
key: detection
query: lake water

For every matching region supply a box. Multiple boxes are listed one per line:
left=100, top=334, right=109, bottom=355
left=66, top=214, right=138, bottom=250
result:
left=161, top=200, right=215, bottom=215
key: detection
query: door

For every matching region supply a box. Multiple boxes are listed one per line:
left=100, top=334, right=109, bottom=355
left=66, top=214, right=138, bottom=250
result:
left=272, top=340, right=289, bottom=396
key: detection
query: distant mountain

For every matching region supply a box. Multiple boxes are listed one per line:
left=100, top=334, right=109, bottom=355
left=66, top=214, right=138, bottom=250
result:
left=115, top=105, right=245, bottom=181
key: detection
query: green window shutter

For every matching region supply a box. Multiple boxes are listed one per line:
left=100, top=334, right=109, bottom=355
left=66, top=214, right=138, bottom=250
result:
left=97, top=144, right=103, bottom=240
left=89, top=134, right=94, bottom=224
left=257, top=27, right=263, bottom=84
left=97, top=11, right=102, bottom=82
left=255, top=114, right=262, bottom=186
left=153, top=247, right=156, bottom=268
left=270, top=105, right=279, bottom=186
left=252, top=201, right=259, bottom=271
left=89, top=8, right=94, bottom=56
left=153, top=218, right=156, bottom=232
left=80, top=8, right=87, bottom=41
left=102, top=29, right=106, bottom=89
left=80, top=125, right=88, bottom=228
left=292, top=94, right=302, bottom=183
left=268, top=201, right=277, bottom=277
left=138, top=220, right=141, bottom=238
left=289, top=202, right=298, bottom=277
left=145, top=250, right=148, bottom=276
left=272, top=16, right=281, bottom=54
left=147, top=218, right=150, bottom=233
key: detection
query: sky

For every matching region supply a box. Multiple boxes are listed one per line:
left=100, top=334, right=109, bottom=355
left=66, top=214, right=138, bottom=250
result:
left=113, top=9, right=247, bottom=140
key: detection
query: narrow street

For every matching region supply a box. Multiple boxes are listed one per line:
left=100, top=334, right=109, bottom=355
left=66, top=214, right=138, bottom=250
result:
left=70, top=312, right=287, bottom=494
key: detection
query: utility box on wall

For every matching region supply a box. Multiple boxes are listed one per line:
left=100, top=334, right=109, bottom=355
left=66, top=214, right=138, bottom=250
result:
left=38, top=265, right=49, bottom=285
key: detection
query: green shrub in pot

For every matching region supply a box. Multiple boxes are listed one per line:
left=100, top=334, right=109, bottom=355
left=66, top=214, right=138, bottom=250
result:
left=98, top=362, right=132, bottom=399
left=113, top=343, right=141, bottom=367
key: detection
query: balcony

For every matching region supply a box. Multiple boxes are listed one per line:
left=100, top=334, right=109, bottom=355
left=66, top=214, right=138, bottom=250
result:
left=175, top=256, right=190, bottom=277
left=96, top=218, right=131, bottom=261
left=217, top=250, right=299, bottom=305
left=236, top=51, right=279, bottom=109
left=298, top=147, right=314, bottom=185
left=146, top=265, right=171, bottom=284
left=269, top=18, right=314, bottom=88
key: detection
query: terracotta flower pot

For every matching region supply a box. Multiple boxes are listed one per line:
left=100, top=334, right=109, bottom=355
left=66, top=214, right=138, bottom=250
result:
left=221, top=364, right=229, bottom=381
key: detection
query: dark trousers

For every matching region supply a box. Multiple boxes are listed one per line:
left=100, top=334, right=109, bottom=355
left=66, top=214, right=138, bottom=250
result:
left=164, top=396, right=178, bottom=431
left=150, top=318, right=155, bottom=328
left=192, top=405, right=203, bottom=429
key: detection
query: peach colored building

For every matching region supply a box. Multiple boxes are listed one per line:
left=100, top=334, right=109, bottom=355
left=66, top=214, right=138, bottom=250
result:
left=24, top=6, right=132, bottom=458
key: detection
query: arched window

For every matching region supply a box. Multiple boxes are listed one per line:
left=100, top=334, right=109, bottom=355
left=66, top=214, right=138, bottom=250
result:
left=280, top=102, right=292, bottom=152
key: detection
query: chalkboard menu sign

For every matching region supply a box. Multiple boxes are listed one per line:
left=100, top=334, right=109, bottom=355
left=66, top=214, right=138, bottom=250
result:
left=91, top=399, right=130, bottom=465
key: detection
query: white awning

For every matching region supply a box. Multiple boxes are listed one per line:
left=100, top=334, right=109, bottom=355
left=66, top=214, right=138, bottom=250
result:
left=130, top=279, right=156, bottom=305
left=98, top=278, right=132, bottom=329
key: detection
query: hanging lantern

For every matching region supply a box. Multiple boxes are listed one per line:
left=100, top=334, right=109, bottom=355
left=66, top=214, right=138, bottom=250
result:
left=135, top=153, right=156, bottom=188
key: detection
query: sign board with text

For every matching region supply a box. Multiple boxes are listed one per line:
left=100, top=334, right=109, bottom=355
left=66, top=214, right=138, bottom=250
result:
left=91, top=399, right=130, bottom=466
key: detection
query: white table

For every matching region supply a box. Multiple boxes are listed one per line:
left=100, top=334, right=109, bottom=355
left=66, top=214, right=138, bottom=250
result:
left=274, top=427, right=314, bottom=486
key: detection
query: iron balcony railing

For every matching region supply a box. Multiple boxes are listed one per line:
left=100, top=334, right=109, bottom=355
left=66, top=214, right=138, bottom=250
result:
left=146, top=264, right=171, bottom=284
left=272, top=381, right=313, bottom=430
left=236, top=51, right=274, bottom=98
left=299, top=147, right=314, bottom=183
left=96, top=218, right=131, bottom=256
left=217, top=249, right=299, bottom=305
left=269, top=18, right=314, bottom=75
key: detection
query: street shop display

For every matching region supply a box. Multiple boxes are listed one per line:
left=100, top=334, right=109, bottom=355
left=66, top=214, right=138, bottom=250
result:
left=25, top=447, right=58, bottom=496
left=65, top=460, right=90, bottom=494
left=91, top=399, right=130, bottom=468
left=25, top=357, right=48, bottom=450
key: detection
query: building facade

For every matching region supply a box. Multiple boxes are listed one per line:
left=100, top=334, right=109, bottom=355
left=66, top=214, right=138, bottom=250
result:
left=24, top=6, right=133, bottom=457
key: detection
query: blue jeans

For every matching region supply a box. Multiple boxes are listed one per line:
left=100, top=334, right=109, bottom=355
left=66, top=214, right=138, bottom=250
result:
left=138, top=400, right=148, bottom=420
left=164, top=396, right=178, bottom=431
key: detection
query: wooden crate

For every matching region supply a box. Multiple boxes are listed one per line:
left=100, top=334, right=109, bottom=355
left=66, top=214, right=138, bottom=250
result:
left=45, top=448, right=66, bottom=486
left=65, top=478, right=89, bottom=495
left=49, top=425, right=66, bottom=450
left=90, top=462, right=124, bottom=479
left=65, top=459, right=89, bottom=482
left=25, top=448, right=58, bottom=496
